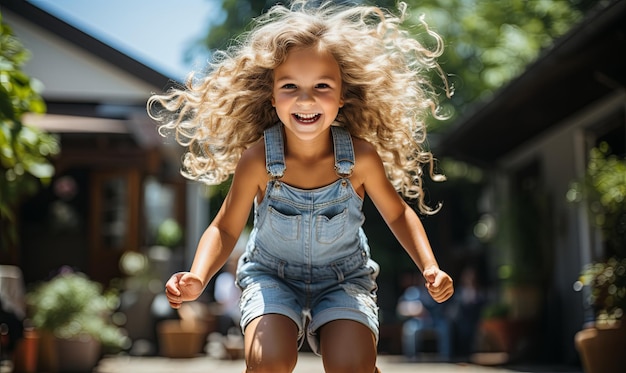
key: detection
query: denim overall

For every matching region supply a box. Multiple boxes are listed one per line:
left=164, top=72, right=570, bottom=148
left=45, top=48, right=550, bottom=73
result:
left=236, top=123, right=380, bottom=354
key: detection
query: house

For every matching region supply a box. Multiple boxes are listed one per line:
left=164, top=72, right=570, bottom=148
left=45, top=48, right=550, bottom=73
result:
left=435, top=0, right=626, bottom=364
left=1, top=1, right=191, bottom=286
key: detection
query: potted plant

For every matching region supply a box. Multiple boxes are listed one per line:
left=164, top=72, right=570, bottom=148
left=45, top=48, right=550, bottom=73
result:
left=574, top=257, right=626, bottom=373
left=26, top=268, right=129, bottom=372
left=477, top=302, right=512, bottom=353
left=569, top=142, right=626, bottom=373
left=577, top=257, right=626, bottom=327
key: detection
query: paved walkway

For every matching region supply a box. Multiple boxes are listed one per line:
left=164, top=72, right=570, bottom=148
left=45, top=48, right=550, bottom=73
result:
left=94, top=354, right=583, bottom=373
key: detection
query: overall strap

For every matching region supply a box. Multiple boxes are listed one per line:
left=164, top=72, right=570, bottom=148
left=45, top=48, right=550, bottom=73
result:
left=331, top=125, right=355, bottom=177
left=264, top=124, right=286, bottom=179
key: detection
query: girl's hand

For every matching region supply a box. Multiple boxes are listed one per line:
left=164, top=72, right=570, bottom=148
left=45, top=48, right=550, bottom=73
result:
left=423, top=266, right=454, bottom=303
left=164, top=272, right=205, bottom=309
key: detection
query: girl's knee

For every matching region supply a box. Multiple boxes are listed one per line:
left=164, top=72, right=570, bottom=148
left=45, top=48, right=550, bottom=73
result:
left=245, top=349, right=297, bottom=373
left=322, top=354, right=377, bottom=373
left=320, top=320, right=377, bottom=373
left=244, top=315, right=299, bottom=373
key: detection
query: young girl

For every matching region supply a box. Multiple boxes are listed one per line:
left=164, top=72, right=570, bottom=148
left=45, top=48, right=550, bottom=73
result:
left=150, top=1, right=454, bottom=372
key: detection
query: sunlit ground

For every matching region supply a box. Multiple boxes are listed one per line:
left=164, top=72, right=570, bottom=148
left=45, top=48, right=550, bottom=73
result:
left=95, top=353, right=583, bottom=373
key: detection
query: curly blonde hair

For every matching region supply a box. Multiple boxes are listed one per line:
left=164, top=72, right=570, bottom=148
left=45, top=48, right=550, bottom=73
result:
left=147, top=0, right=450, bottom=214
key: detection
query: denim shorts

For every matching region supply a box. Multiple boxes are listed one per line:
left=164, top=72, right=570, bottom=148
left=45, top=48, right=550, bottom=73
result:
left=236, top=246, right=380, bottom=355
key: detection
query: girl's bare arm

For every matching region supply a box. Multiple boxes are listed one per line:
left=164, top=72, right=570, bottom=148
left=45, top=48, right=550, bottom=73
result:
left=165, top=144, right=266, bottom=308
left=189, top=144, right=266, bottom=286
left=357, top=141, right=453, bottom=302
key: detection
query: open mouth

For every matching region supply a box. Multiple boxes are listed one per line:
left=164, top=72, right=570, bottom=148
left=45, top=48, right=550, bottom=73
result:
left=293, top=113, right=321, bottom=124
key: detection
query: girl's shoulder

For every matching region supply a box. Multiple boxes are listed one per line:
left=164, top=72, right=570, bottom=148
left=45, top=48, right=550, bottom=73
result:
left=236, top=140, right=268, bottom=180
left=351, top=136, right=381, bottom=165
left=351, top=136, right=386, bottom=189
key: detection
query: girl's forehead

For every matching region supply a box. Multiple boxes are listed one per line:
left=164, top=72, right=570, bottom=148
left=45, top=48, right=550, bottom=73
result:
left=268, top=40, right=344, bottom=83
left=282, top=45, right=338, bottom=65
left=277, top=47, right=340, bottom=72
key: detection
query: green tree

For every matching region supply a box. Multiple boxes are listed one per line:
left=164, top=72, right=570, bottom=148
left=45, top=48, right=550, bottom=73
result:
left=194, top=0, right=596, bottom=130
left=402, top=0, right=594, bottom=129
left=0, top=12, right=59, bottom=253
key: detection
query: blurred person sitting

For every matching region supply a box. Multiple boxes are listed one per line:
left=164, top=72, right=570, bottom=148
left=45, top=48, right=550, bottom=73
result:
left=396, top=272, right=452, bottom=361
left=213, top=256, right=242, bottom=335
left=449, top=265, right=487, bottom=360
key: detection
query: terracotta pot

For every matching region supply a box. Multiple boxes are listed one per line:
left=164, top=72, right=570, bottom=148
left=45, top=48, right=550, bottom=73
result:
left=479, top=318, right=530, bottom=353
left=35, top=332, right=101, bottom=373
left=36, top=331, right=58, bottom=372
left=157, top=320, right=209, bottom=358
left=12, top=328, right=39, bottom=373
left=55, top=336, right=101, bottom=372
left=575, top=321, right=626, bottom=373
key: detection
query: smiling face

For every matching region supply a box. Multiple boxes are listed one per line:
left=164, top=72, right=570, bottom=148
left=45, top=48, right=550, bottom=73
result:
left=271, top=46, right=344, bottom=140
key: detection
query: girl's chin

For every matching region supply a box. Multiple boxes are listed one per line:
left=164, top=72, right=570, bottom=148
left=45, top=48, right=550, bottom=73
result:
left=286, top=116, right=324, bottom=129
left=282, top=121, right=333, bottom=139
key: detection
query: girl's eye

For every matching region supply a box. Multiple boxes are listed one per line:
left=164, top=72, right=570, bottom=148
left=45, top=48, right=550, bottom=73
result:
left=281, top=84, right=297, bottom=89
left=316, top=83, right=330, bottom=89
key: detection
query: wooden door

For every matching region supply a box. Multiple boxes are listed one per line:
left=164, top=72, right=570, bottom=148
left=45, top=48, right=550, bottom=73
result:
left=90, top=170, right=140, bottom=285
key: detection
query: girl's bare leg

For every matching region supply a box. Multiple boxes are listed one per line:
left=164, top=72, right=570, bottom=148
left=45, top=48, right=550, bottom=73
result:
left=244, top=314, right=299, bottom=373
left=319, top=319, right=378, bottom=373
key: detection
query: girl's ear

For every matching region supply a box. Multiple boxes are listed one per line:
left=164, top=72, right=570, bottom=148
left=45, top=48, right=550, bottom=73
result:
left=271, top=97, right=276, bottom=107
left=339, top=98, right=344, bottom=108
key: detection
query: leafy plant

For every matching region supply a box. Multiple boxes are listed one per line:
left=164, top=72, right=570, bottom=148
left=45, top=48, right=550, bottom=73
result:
left=569, top=142, right=626, bottom=325
left=568, top=142, right=626, bottom=258
left=1, top=12, right=60, bottom=251
left=481, top=302, right=510, bottom=320
left=579, top=257, right=626, bottom=326
left=26, top=270, right=129, bottom=352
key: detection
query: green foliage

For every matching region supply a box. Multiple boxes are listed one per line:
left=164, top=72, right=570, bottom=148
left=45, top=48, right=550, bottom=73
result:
left=26, top=271, right=130, bottom=351
left=0, top=12, right=60, bottom=251
left=200, top=0, right=276, bottom=51
left=156, top=218, right=184, bottom=248
left=401, top=0, right=588, bottom=126
left=579, top=257, right=626, bottom=325
left=568, top=142, right=626, bottom=258
left=481, top=302, right=510, bottom=319
left=569, top=143, right=626, bottom=324
left=586, top=144, right=626, bottom=254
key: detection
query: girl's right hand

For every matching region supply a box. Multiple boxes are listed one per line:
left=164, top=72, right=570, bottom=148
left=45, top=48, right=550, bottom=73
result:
left=164, top=272, right=205, bottom=309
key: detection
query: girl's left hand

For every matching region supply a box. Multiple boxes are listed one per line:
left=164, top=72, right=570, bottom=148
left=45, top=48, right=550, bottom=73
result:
left=423, top=266, right=454, bottom=303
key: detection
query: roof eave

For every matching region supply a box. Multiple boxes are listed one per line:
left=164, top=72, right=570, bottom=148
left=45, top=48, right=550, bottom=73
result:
left=1, top=0, right=176, bottom=88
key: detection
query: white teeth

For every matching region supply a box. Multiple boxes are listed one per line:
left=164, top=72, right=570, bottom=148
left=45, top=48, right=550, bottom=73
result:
left=295, top=113, right=318, bottom=119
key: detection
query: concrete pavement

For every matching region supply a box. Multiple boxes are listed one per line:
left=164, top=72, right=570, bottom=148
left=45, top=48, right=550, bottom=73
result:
left=94, top=353, right=583, bottom=373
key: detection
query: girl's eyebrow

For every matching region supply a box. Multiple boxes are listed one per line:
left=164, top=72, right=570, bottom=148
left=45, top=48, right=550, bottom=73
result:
left=275, top=75, right=339, bottom=83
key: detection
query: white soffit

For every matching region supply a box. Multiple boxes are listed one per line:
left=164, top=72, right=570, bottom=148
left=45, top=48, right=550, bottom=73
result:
left=23, top=113, right=128, bottom=134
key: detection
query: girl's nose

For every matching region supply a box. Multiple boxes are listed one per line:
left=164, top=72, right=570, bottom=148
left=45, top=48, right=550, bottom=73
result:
left=297, top=91, right=315, bottom=105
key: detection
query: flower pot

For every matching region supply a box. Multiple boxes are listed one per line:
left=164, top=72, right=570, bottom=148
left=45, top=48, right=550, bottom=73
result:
left=12, top=328, right=39, bottom=373
left=36, top=331, right=58, bottom=372
left=575, top=321, right=626, bottom=373
left=157, top=320, right=209, bottom=358
left=36, top=332, right=101, bottom=372
left=56, top=335, right=101, bottom=372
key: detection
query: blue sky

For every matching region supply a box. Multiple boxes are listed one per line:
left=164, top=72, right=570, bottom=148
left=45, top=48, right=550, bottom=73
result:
left=29, top=0, right=222, bottom=80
